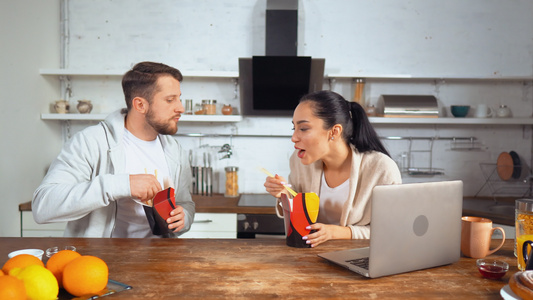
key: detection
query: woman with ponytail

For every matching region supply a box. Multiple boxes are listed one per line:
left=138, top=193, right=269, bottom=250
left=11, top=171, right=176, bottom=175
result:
left=264, top=90, right=401, bottom=247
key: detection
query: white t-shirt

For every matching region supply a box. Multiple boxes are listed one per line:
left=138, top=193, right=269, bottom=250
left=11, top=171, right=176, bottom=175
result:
left=317, top=173, right=349, bottom=225
left=112, top=128, right=170, bottom=238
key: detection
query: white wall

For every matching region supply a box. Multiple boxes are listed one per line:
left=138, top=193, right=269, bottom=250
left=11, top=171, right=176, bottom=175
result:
left=1, top=0, right=532, bottom=237
left=0, top=0, right=62, bottom=236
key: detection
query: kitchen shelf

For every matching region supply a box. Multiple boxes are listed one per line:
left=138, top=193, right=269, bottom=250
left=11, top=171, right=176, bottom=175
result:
left=39, top=69, right=238, bottom=78
left=325, top=74, right=533, bottom=81
left=368, top=117, right=533, bottom=125
left=41, top=113, right=242, bottom=122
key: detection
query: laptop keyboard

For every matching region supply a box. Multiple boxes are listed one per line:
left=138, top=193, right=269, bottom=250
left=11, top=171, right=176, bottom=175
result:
left=346, top=257, right=369, bottom=270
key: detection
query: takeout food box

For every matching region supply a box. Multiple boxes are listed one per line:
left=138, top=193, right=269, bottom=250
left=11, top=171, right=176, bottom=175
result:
left=280, top=192, right=319, bottom=248
left=143, top=187, right=176, bottom=235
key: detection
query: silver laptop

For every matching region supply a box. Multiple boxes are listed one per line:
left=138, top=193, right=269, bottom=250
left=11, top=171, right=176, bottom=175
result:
left=318, top=180, right=463, bottom=278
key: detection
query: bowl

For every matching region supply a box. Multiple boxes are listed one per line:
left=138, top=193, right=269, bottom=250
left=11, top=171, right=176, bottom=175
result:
left=45, top=245, right=77, bottom=258
left=476, top=259, right=509, bottom=279
left=451, top=105, right=470, bottom=117
left=8, top=249, right=44, bottom=261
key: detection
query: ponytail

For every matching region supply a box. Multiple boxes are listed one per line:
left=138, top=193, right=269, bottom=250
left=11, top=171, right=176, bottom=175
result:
left=348, top=102, right=390, bottom=157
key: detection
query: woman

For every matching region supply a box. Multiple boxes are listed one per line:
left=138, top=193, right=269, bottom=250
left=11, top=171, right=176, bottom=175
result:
left=264, top=90, right=401, bottom=247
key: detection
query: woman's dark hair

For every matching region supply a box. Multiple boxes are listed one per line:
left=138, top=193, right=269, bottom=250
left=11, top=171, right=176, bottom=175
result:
left=299, top=90, right=390, bottom=157
left=122, top=61, right=183, bottom=111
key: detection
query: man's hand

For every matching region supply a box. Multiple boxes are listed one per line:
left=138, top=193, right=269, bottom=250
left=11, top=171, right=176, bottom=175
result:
left=167, top=205, right=185, bottom=232
left=129, top=174, right=162, bottom=203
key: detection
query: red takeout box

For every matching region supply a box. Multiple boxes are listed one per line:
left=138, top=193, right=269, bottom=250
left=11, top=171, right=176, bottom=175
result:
left=143, top=187, right=176, bottom=236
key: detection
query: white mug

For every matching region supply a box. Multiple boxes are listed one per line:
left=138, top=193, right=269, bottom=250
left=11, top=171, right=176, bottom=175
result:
left=475, top=104, right=493, bottom=118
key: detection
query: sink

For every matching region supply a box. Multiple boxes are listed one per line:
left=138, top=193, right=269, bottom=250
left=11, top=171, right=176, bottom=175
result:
left=488, top=205, right=515, bottom=216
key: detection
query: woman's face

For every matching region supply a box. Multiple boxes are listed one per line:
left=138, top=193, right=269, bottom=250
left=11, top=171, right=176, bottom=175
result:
left=291, top=101, right=331, bottom=165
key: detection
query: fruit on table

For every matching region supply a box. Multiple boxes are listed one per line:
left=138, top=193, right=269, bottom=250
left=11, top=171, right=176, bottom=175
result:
left=10, top=265, right=58, bottom=300
left=2, top=254, right=44, bottom=274
left=63, top=255, right=108, bottom=296
left=0, top=275, right=26, bottom=300
left=46, top=250, right=81, bottom=288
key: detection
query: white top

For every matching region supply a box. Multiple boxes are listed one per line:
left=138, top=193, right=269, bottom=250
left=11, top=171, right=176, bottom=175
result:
left=317, top=173, right=350, bottom=226
left=112, top=129, right=170, bottom=238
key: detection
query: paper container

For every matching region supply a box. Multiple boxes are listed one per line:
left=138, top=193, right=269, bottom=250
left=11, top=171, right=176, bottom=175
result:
left=143, top=187, right=176, bottom=236
left=280, top=193, right=320, bottom=248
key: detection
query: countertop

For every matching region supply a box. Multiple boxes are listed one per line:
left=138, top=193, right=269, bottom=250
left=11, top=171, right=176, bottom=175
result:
left=20, top=196, right=515, bottom=223
left=0, top=237, right=515, bottom=298
left=18, top=194, right=277, bottom=215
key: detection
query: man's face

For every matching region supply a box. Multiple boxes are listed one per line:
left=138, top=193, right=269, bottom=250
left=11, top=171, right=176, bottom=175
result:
left=145, top=75, right=184, bottom=135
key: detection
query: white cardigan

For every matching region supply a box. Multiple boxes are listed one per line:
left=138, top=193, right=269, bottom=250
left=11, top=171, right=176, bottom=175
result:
left=287, top=145, right=402, bottom=239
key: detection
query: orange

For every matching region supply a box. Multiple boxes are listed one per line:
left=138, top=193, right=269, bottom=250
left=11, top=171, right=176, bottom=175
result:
left=63, top=255, right=108, bottom=296
left=46, top=250, right=81, bottom=288
left=0, top=269, right=4, bottom=276
left=0, top=275, right=26, bottom=300
left=2, top=254, right=44, bottom=274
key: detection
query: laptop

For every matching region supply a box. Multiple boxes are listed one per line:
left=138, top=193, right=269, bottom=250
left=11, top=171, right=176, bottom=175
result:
left=318, top=180, right=463, bottom=278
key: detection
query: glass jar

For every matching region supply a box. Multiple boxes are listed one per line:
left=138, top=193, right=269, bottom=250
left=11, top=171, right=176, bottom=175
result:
left=222, top=104, right=233, bottom=115
left=515, top=199, right=533, bottom=257
left=202, top=99, right=217, bottom=115
left=224, top=166, right=239, bottom=197
left=184, top=99, right=193, bottom=115
left=194, top=103, right=205, bottom=115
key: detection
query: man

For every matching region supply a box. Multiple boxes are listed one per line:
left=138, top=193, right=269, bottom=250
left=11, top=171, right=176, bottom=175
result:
left=33, top=61, right=195, bottom=238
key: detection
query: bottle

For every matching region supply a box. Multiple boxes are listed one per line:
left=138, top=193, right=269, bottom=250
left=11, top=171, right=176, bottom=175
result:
left=224, top=166, right=239, bottom=197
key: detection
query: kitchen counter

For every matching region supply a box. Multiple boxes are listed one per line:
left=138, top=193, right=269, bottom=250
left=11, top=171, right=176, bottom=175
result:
left=0, top=237, right=515, bottom=298
left=463, top=196, right=515, bottom=226
left=18, top=193, right=277, bottom=215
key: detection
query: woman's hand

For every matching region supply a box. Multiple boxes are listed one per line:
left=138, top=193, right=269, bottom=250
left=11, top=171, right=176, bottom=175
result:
left=264, top=174, right=289, bottom=198
left=302, top=223, right=352, bottom=247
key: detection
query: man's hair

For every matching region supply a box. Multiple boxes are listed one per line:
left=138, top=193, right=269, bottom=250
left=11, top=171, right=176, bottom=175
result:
left=122, top=61, right=183, bottom=111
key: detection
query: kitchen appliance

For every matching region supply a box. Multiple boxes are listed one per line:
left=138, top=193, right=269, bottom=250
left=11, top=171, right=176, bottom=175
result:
left=379, top=95, right=439, bottom=118
left=237, top=194, right=285, bottom=238
left=239, top=56, right=325, bottom=116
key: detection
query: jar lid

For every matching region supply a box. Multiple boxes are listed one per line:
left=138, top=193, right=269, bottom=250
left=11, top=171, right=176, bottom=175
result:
left=225, top=166, right=238, bottom=172
left=516, top=199, right=533, bottom=212
left=202, top=99, right=212, bottom=104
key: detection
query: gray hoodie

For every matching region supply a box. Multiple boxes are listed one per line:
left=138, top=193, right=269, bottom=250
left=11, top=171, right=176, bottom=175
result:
left=32, top=109, right=195, bottom=237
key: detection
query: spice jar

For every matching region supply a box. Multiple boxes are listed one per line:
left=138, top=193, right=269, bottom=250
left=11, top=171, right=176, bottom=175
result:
left=224, top=166, right=239, bottom=197
left=185, top=99, right=193, bottom=115
left=202, top=99, right=217, bottom=115
left=194, top=103, right=205, bottom=115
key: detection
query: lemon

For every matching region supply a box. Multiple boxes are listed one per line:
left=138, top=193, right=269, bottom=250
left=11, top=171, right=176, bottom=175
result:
left=10, top=265, right=58, bottom=300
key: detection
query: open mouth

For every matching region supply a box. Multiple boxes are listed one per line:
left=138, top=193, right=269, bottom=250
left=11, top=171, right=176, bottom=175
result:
left=296, top=148, right=305, bottom=159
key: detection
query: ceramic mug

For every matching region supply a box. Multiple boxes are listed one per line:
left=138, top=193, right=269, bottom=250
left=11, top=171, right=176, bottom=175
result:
left=475, top=104, right=493, bottom=118
left=461, top=216, right=506, bottom=258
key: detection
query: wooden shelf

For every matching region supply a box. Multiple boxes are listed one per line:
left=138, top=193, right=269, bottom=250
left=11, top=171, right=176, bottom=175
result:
left=41, top=113, right=242, bottom=122
left=39, top=69, right=238, bottom=78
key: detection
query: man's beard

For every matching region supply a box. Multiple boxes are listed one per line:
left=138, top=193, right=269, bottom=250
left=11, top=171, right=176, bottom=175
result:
left=146, top=108, right=178, bottom=135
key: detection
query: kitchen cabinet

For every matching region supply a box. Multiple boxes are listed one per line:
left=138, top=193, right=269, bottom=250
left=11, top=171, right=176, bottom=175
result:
left=179, top=213, right=237, bottom=238
left=20, top=211, right=237, bottom=238
left=21, top=211, right=66, bottom=237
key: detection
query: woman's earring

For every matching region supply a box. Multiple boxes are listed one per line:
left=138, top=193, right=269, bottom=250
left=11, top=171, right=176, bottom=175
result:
left=331, top=137, right=334, bottom=140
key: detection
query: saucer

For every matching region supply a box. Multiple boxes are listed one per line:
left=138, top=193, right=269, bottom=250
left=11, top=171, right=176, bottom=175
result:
left=500, top=284, right=520, bottom=300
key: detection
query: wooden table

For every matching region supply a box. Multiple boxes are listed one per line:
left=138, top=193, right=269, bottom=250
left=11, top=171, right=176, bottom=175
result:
left=0, top=238, right=516, bottom=299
